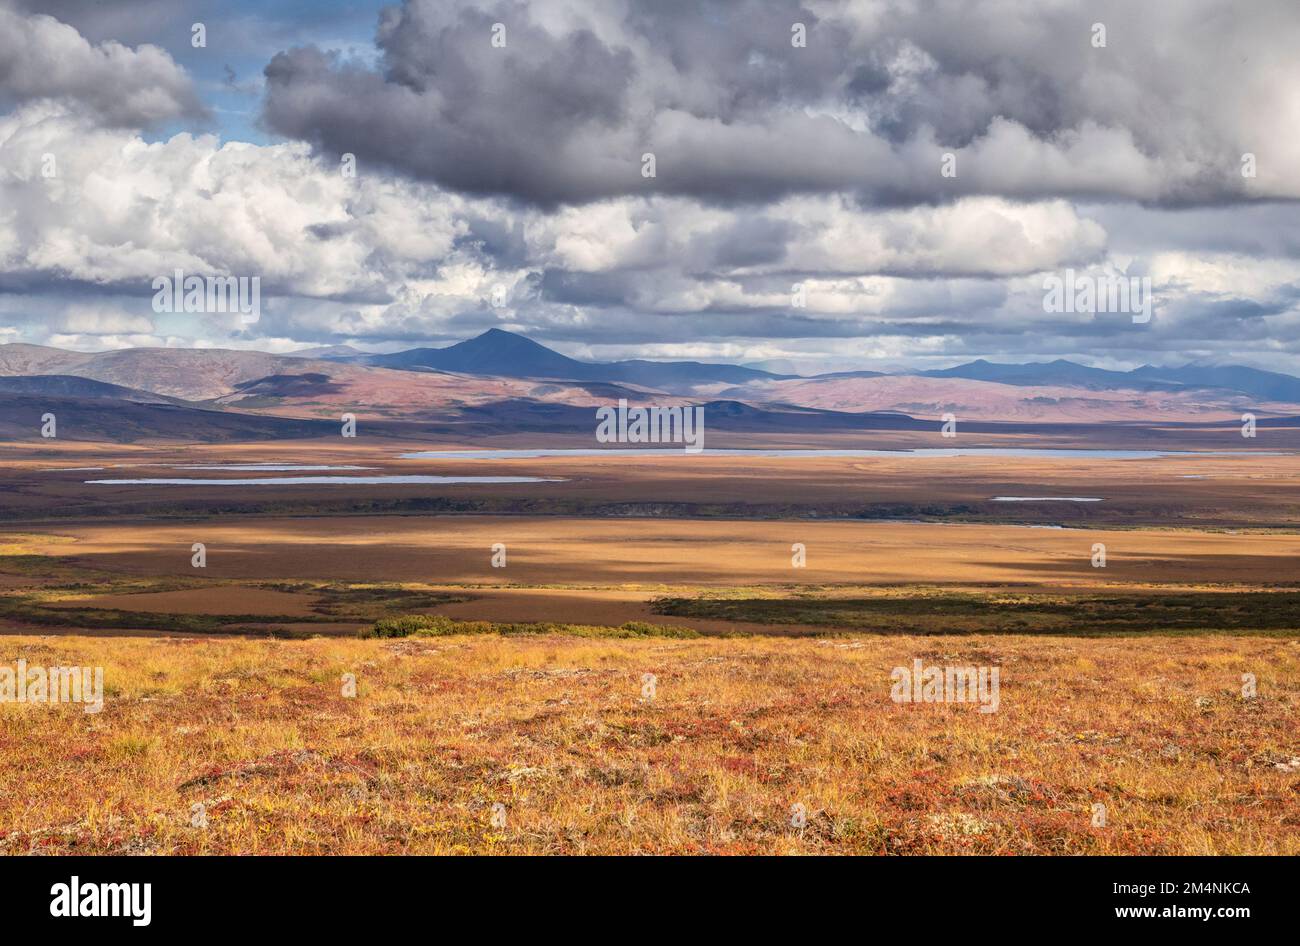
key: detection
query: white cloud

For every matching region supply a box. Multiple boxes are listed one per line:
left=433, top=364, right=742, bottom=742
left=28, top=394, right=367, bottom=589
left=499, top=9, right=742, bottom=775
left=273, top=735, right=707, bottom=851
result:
left=0, top=2, right=203, bottom=127
left=55, top=302, right=154, bottom=335
left=1, top=0, right=1298, bottom=368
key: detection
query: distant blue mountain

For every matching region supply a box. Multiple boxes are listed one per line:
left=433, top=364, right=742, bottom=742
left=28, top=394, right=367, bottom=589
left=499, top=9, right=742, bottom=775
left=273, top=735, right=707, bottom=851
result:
left=921, top=359, right=1182, bottom=391
left=361, top=330, right=1300, bottom=402
left=364, top=328, right=789, bottom=389
left=923, top=358, right=1300, bottom=401
left=1129, top=363, right=1300, bottom=402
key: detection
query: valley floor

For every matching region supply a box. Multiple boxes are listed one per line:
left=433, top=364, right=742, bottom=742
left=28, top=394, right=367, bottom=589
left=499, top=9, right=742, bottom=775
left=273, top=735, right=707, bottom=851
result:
left=0, top=438, right=1296, bottom=854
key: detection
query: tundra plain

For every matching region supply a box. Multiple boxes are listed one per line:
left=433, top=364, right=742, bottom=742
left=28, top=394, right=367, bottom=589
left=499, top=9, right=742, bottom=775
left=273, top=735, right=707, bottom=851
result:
left=0, top=437, right=1296, bottom=854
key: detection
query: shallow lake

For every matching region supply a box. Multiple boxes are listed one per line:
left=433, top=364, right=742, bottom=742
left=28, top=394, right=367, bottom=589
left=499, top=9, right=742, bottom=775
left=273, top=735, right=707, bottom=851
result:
left=169, top=464, right=377, bottom=471
left=399, top=448, right=1278, bottom=461
left=85, top=475, right=564, bottom=486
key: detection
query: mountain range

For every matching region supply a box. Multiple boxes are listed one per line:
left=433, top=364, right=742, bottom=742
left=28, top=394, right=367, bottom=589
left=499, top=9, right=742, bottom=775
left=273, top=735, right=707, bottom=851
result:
left=919, top=358, right=1300, bottom=402
left=1, top=328, right=1297, bottom=440
left=324, top=329, right=1300, bottom=404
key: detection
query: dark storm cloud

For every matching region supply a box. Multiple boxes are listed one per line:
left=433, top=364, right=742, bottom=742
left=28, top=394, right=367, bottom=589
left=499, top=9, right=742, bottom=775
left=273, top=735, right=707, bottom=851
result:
left=538, top=270, right=631, bottom=308
left=260, top=0, right=1300, bottom=207
left=454, top=213, right=531, bottom=268
left=708, top=216, right=794, bottom=268
left=1159, top=291, right=1300, bottom=336
left=262, top=10, right=635, bottom=205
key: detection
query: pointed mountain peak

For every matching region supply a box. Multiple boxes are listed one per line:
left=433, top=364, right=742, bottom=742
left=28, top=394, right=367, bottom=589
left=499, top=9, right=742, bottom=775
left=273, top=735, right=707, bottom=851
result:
left=462, top=327, right=549, bottom=349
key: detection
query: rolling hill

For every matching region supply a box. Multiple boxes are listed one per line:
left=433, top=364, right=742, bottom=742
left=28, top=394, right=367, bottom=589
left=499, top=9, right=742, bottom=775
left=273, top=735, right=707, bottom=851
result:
left=1, top=330, right=1298, bottom=437
left=0, top=375, right=177, bottom=403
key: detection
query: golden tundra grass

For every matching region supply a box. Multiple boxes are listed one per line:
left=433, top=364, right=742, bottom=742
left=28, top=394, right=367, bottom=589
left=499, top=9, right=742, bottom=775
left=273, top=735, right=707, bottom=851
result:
left=0, top=632, right=1295, bottom=855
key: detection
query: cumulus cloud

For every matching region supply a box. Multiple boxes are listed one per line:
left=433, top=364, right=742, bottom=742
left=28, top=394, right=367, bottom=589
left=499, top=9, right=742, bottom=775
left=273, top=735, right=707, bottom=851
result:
left=2, top=0, right=1300, bottom=372
left=0, top=102, right=467, bottom=300
left=525, top=194, right=1107, bottom=278
left=55, top=302, right=154, bottom=335
left=261, top=0, right=1300, bottom=206
left=3, top=93, right=1299, bottom=368
left=0, top=102, right=1115, bottom=332
left=0, top=2, right=205, bottom=127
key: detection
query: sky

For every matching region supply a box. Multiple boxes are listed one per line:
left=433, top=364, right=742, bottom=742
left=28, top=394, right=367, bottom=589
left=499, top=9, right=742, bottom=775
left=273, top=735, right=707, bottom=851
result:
left=1, top=0, right=1298, bottom=374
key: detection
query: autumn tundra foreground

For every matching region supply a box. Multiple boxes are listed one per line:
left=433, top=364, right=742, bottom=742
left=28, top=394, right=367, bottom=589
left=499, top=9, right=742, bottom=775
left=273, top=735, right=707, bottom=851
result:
left=1, top=483, right=1299, bottom=854
left=2, top=440, right=1300, bottom=854
left=0, top=633, right=1295, bottom=855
